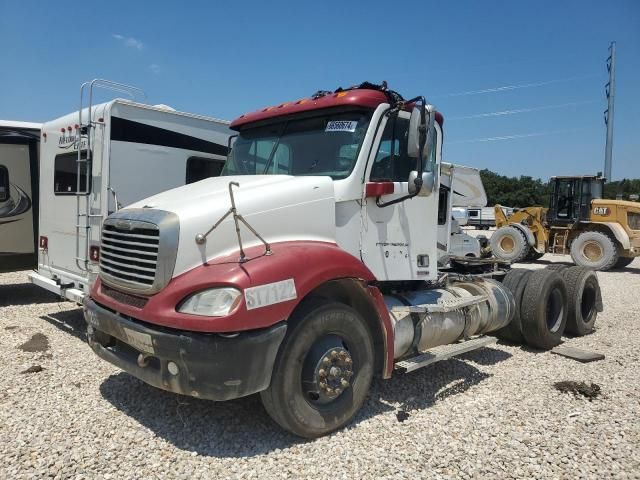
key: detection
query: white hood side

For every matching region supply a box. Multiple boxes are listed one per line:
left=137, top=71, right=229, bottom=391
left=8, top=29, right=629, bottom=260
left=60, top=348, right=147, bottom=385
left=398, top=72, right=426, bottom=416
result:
left=127, top=175, right=337, bottom=276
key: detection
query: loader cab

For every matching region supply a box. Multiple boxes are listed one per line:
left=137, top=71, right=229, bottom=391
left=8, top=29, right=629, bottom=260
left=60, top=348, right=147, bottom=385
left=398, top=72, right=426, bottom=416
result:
left=548, top=175, right=604, bottom=224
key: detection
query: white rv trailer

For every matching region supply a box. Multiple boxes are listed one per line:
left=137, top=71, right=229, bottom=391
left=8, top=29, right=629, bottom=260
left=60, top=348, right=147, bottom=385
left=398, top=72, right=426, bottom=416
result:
left=29, top=94, right=232, bottom=302
left=437, top=163, right=488, bottom=263
left=0, top=121, right=41, bottom=273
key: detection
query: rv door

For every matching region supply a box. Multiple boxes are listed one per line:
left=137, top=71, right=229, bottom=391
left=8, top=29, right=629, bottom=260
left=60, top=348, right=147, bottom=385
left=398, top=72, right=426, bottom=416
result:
left=0, top=134, right=39, bottom=272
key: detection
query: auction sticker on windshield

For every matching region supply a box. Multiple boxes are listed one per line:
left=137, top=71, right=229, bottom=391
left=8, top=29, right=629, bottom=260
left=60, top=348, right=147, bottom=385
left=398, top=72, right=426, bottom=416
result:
left=325, top=120, right=358, bottom=133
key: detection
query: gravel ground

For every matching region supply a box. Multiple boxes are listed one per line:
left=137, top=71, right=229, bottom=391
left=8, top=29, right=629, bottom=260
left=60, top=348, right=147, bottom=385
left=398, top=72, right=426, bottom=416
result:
left=1, top=255, right=639, bottom=479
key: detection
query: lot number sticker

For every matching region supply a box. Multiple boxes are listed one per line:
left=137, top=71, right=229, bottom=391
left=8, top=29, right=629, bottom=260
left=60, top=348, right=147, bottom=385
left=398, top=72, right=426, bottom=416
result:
left=326, top=120, right=358, bottom=133
left=245, top=278, right=297, bottom=310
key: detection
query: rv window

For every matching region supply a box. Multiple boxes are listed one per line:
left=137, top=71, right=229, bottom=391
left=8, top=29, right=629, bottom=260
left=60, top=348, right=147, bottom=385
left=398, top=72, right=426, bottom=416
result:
left=0, top=165, right=8, bottom=202
left=186, top=157, right=225, bottom=184
left=54, top=152, right=89, bottom=195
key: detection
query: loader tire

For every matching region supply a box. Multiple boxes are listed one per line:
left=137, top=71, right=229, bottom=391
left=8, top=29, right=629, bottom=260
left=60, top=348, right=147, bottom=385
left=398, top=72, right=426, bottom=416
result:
left=570, top=231, right=618, bottom=271
left=562, top=267, right=600, bottom=336
left=260, top=300, right=374, bottom=438
left=495, top=269, right=533, bottom=344
left=520, top=269, right=568, bottom=350
left=613, top=256, right=635, bottom=269
left=490, top=226, right=530, bottom=263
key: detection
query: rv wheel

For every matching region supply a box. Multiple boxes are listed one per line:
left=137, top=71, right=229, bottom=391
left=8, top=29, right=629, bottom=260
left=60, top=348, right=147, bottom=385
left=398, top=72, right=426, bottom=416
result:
left=260, top=300, right=374, bottom=438
left=520, top=269, right=568, bottom=350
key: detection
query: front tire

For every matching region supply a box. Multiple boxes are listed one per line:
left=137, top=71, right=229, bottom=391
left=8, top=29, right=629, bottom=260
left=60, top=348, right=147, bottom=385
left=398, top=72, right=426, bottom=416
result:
left=570, top=231, right=618, bottom=271
left=490, top=226, right=530, bottom=263
left=260, top=301, right=374, bottom=438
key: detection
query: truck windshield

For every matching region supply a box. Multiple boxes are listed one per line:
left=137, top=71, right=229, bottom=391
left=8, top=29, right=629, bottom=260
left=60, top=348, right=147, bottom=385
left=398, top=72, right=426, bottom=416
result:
left=222, top=111, right=372, bottom=179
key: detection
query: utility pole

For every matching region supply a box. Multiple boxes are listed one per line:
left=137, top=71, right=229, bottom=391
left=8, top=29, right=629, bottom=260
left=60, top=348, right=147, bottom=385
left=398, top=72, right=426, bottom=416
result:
left=604, top=41, right=616, bottom=181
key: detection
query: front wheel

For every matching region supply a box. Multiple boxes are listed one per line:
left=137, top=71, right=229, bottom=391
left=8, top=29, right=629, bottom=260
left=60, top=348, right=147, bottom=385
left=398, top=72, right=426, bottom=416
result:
left=260, top=301, right=374, bottom=438
left=490, top=226, right=530, bottom=263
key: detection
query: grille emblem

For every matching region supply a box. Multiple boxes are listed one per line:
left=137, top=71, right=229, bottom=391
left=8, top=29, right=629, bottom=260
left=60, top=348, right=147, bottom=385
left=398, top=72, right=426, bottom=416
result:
left=116, top=220, right=133, bottom=230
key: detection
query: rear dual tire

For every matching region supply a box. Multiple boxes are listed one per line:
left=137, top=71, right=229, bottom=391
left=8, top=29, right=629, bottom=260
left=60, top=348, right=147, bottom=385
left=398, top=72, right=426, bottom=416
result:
left=561, top=267, right=600, bottom=336
left=499, top=266, right=600, bottom=349
left=520, top=269, right=568, bottom=350
left=495, top=269, right=533, bottom=344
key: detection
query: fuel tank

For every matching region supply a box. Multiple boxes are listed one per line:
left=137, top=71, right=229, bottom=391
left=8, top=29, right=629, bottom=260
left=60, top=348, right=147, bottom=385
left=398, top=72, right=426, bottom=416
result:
left=385, top=278, right=515, bottom=359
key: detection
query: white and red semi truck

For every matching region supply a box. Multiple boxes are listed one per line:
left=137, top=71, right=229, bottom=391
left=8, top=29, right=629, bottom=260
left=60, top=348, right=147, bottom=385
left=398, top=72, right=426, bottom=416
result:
left=83, top=83, right=602, bottom=437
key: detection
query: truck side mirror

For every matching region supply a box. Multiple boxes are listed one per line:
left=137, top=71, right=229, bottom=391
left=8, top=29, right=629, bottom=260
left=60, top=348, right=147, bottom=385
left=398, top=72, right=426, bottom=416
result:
left=408, top=170, right=435, bottom=196
left=407, top=103, right=436, bottom=196
left=407, top=105, right=434, bottom=162
left=407, top=107, right=423, bottom=159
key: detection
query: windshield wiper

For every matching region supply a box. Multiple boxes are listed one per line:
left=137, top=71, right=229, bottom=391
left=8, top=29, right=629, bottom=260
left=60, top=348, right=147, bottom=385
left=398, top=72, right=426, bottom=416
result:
left=262, top=121, right=288, bottom=174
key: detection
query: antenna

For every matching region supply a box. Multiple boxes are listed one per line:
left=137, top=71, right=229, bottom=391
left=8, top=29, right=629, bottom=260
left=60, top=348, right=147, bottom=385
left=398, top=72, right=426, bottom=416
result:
left=604, top=42, right=616, bottom=182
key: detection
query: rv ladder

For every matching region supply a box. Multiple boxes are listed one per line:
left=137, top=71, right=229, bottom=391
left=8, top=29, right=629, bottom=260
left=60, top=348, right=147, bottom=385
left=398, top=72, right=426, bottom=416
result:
left=75, top=79, right=145, bottom=271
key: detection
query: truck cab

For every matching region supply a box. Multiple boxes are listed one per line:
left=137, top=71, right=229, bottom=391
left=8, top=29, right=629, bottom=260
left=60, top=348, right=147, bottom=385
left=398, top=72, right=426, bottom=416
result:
left=84, top=83, right=520, bottom=438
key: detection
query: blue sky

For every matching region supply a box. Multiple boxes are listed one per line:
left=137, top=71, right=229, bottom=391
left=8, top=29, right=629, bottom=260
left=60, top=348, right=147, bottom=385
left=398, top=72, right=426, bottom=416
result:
left=1, top=1, right=638, bottom=180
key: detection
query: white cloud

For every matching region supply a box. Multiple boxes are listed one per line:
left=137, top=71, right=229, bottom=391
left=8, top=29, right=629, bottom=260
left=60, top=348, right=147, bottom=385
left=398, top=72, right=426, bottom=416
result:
left=112, top=33, right=144, bottom=51
left=149, top=64, right=161, bottom=74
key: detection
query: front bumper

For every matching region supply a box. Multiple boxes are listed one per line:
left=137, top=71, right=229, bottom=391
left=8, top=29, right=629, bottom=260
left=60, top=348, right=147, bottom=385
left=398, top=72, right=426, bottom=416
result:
left=83, top=297, right=286, bottom=401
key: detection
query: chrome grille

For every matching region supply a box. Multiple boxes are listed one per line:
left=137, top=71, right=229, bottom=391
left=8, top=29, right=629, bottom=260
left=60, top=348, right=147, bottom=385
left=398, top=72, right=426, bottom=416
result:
left=99, top=209, right=179, bottom=295
left=100, top=224, right=159, bottom=287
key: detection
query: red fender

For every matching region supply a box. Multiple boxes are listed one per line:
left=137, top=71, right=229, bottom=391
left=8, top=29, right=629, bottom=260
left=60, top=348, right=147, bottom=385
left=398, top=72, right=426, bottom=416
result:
left=91, top=241, right=390, bottom=337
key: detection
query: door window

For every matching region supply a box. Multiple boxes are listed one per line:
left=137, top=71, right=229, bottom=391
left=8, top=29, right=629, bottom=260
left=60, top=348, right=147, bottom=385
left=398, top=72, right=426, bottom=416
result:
left=54, top=152, right=89, bottom=195
left=370, top=117, right=410, bottom=182
left=555, top=180, right=573, bottom=218
left=0, top=165, right=8, bottom=202
left=370, top=115, right=438, bottom=182
left=186, top=157, right=225, bottom=184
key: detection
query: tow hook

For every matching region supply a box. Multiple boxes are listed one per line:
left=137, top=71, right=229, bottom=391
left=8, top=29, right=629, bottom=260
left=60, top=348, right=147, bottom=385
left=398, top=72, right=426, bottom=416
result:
left=137, top=354, right=152, bottom=368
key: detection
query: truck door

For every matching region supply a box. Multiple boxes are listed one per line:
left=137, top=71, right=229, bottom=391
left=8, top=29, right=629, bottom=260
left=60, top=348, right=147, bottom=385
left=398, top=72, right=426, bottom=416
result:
left=360, top=113, right=440, bottom=281
left=0, top=135, right=38, bottom=272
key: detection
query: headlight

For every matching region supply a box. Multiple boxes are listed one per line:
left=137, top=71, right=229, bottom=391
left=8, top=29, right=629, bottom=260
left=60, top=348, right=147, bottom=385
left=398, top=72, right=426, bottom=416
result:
left=178, top=288, right=242, bottom=317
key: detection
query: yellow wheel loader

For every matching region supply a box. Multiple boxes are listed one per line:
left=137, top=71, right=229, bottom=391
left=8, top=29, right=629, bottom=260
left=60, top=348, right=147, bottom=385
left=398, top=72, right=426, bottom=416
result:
left=492, top=175, right=640, bottom=270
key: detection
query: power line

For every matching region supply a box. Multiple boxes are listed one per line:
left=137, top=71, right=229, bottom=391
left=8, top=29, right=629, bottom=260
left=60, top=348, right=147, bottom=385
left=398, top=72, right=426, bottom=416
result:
left=449, top=100, right=599, bottom=120
left=448, top=127, right=591, bottom=145
left=434, top=74, right=601, bottom=98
